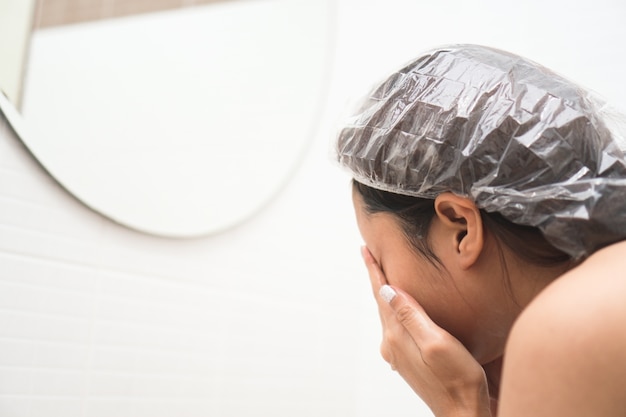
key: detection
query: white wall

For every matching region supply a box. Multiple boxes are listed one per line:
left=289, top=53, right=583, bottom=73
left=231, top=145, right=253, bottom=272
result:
left=2, top=0, right=626, bottom=417
left=1, top=58, right=424, bottom=416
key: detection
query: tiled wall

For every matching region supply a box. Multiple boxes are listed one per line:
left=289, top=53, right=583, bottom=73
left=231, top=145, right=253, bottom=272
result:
left=34, top=0, right=226, bottom=28
left=0, top=103, right=380, bottom=416
left=2, top=0, right=430, bottom=414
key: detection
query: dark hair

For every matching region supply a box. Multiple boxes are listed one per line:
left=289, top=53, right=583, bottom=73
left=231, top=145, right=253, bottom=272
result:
left=353, top=180, right=572, bottom=268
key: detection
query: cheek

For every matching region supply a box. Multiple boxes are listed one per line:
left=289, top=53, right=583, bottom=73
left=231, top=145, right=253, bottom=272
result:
left=387, top=259, right=498, bottom=359
left=387, top=261, right=447, bottom=313
left=391, top=266, right=477, bottom=344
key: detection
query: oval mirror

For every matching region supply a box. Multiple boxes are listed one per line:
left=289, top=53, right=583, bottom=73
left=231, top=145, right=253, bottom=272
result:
left=3, top=0, right=334, bottom=237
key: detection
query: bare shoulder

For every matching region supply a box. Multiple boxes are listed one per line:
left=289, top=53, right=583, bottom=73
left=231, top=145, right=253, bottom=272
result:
left=498, top=241, right=626, bottom=417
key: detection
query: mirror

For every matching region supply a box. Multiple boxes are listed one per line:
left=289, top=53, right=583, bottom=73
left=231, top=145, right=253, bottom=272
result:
left=1, top=0, right=334, bottom=237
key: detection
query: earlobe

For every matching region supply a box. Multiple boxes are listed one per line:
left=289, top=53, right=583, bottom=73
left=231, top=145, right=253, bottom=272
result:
left=434, top=193, right=484, bottom=270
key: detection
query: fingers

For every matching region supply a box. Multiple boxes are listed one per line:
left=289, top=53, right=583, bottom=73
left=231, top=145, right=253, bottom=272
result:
left=379, top=285, right=477, bottom=378
left=380, top=285, right=456, bottom=376
left=379, top=285, right=435, bottom=341
left=361, top=246, right=447, bottom=365
left=360, top=247, right=490, bottom=415
left=360, top=246, right=388, bottom=293
left=361, top=246, right=393, bottom=328
left=360, top=246, right=434, bottom=340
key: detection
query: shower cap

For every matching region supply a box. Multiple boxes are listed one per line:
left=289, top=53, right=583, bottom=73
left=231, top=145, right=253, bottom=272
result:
left=335, top=44, right=626, bottom=259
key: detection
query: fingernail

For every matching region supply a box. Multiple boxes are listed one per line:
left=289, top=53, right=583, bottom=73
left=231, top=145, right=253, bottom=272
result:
left=379, top=285, right=397, bottom=303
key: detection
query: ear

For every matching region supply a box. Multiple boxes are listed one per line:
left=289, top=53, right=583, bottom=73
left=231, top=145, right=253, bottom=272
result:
left=433, top=193, right=484, bottom=270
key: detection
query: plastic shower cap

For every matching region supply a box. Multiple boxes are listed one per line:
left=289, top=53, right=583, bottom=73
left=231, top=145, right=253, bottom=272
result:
left=335, top=44, right=626, bottom=259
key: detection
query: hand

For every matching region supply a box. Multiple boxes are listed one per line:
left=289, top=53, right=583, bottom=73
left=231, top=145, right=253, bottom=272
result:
left=361, top=246, right=492, bottom=417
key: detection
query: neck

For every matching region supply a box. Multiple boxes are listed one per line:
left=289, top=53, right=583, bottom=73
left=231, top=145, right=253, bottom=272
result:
left=503, top=247, right=574, bottom=310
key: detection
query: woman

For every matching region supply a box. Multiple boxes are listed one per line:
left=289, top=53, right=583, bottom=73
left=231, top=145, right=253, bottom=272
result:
left=335, top=44, right=626, bottom=416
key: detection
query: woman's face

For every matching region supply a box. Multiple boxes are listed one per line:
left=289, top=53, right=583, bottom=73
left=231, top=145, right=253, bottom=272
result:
left=352, top=190, right=519, bottom=366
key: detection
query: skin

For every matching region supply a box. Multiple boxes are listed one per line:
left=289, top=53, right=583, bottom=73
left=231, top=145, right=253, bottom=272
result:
left=353, top=189, right=626, bottom=416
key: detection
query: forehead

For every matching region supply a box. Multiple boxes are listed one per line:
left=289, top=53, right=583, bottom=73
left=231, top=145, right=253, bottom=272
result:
left=352, top=191, right=409, bottom=256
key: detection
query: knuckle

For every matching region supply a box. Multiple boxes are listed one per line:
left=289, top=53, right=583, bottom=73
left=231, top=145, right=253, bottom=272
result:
left=379, top=342, right=399, bottom=372
left=379, top=329, right=402, bottom=363
left=395, top=304, right=418, bottom=326
left=382, top=329, right=402, bottom=349
left=379, top=341, right=393, bottom=364
left=420, top=334, right=449, bottom=362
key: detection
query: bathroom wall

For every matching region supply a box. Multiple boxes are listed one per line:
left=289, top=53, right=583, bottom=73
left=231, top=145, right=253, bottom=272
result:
left=0, top=1, right=425, bottom=413
left=1, top=0, right=626, bottom=417
left=0, top=52, right=424, bottom=417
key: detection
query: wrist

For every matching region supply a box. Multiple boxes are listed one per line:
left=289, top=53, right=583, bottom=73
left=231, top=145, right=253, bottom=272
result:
left=433, top=389, right=492, bottom=417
